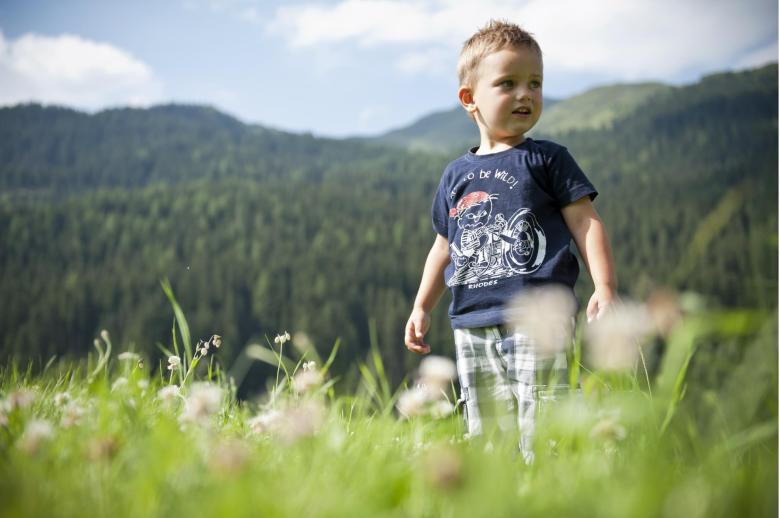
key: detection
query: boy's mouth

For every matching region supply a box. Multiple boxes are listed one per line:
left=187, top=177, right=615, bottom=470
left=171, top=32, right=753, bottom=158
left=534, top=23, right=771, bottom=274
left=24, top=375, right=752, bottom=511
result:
left=512, top=106, right=532, bottom=115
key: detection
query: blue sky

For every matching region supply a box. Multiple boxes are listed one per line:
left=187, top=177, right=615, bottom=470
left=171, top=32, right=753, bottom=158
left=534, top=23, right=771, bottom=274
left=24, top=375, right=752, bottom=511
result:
left=1, top=0, right=777, bottom=137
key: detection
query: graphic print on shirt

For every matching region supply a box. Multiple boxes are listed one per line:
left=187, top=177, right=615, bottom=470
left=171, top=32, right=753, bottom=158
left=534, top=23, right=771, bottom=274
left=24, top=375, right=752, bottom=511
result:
left=447, top=191, right=546, bottom=287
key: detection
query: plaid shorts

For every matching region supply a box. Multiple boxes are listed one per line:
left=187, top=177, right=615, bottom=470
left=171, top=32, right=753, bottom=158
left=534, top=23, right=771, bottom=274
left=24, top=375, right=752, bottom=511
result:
left=454, top=325, right=570, bottom=462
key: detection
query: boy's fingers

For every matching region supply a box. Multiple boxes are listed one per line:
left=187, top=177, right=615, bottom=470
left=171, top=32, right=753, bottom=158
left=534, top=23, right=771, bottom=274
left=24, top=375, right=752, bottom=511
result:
left=407, top=343, right=431, bottom=355
left=586, top=298, right=599, bottom=323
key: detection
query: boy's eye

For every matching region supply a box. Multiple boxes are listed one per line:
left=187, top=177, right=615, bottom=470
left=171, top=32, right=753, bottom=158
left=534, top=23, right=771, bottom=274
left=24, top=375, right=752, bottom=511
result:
left=499, top=79, right=514, bottom=88
left=530, top=80, right=542, bottom=89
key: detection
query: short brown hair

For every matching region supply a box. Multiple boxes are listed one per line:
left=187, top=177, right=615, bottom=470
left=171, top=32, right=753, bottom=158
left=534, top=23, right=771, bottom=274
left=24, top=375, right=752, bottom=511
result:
left=457, top=20, right=542, bottom=87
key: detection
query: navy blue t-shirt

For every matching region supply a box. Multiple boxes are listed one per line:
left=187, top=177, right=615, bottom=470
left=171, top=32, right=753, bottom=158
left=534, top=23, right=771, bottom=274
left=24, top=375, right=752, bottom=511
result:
left=432, top=138, right=597, bottom=329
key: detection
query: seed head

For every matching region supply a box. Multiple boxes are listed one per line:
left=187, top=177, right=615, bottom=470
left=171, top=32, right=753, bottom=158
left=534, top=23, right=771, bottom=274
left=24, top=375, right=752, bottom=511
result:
left=584, top=301, right=654, bottom=371
left=292, top=369, right=324, bottom=395
left=274, top=331, right=291, bottom=346
left=180, top=383, right=224, bottom=425
left=19, top=419, right=54, bottom=454
left=419, top=356, right=457, bottom=390
left=506, top=285, right=577, bottom=358
left=167, top=356, right=181, bottom=371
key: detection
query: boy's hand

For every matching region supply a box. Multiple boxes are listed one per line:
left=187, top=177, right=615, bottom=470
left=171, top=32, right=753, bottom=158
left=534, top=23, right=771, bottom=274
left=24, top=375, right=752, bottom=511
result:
left=404, top=308, right=431, bottom=355
left=587, top=284, right=617, bottom=323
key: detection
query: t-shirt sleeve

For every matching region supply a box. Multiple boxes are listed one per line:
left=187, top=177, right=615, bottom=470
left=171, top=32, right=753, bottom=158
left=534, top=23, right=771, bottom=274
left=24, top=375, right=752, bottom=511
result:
left=431, top=174, right=450, bottom=237
left=547, top=146, right=598, bottom=207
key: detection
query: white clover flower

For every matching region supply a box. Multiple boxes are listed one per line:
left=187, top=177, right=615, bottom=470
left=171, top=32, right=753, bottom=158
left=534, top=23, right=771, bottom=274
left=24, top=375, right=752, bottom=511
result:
left=590, top=416, right=627, bottom=443
left=157, top=385, right=181, bottom=406
left=585, top=301, right=655, bottom=371
left=167, top=356, right=181, bottom=371
left=19, top=419, right=54, bottom=454
left=117, top=352, right=140, bottom=361
left=302, top=360, right=317, bottom=372
left=111, top=377, right=129, bottom=392
left=419, top=356, right=457, bottom=390
left=429, top=400, right=455, bottom=419
left=274, top=331, right=291, bottom=346
left=276, top=402, right=326, bottom=444
left=506, top=285, right=577, bottom=358
left=292, top=369, right=324, bottom=395
left=180, top=383, right=224, bottom=425
left=61, top=402, right=85, bottom=428
left=396, top=387, right=431, bottom=418
left=248, top=409, right=283, bottom=435
left=7, top=389, right=36, bottom=410
left=209, top=439, right=250, bottom=475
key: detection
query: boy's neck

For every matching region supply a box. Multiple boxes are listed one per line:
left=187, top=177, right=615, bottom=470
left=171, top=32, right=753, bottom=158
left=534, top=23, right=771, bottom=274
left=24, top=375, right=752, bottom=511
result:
left=474, top=134, right=527, bottom=155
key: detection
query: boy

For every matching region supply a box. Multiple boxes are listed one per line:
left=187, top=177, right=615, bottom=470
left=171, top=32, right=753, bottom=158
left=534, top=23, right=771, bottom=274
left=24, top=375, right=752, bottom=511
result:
left=404, top=20, right=617, bottom=460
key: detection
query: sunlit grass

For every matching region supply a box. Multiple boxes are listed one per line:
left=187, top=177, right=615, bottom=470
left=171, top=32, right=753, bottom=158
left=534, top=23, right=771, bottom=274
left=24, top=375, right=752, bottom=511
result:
left=0, top=290, right=776, bottom=517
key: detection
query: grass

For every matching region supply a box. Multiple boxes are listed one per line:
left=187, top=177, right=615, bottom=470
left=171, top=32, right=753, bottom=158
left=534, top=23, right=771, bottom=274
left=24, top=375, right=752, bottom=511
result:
left=0, top=293, right=776, bottom=517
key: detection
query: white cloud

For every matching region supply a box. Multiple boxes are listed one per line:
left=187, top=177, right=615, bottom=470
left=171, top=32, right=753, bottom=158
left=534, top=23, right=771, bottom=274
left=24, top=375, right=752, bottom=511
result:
left=0, top=31, right=164, bottom=109
left=267, top=0, right=777, bottom=81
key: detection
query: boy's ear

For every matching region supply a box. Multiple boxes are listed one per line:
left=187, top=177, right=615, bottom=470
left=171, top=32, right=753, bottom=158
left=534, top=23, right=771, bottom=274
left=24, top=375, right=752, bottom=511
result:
left=458, top=86, right=477, bottom=116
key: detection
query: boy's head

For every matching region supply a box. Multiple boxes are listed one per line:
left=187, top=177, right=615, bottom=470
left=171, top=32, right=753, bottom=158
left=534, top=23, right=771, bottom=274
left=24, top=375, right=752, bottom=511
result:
left=457, top=20, right=544, bottom=145
left=457, top=20, right=542, bottom=90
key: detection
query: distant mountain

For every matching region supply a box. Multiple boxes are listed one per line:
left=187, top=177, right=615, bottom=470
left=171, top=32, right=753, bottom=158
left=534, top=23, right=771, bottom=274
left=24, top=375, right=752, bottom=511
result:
left=531, top=82, right=672, bottom=135
left=371, top=74, right=742, bottom=152
left=0, top=64, right=776, bottom=381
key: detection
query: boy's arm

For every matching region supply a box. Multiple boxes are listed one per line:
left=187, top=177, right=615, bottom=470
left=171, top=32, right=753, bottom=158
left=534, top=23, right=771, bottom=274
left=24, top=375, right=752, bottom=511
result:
left=404, top=234, right=451, bottom=355
left=561, top=196, right=617, bottom=322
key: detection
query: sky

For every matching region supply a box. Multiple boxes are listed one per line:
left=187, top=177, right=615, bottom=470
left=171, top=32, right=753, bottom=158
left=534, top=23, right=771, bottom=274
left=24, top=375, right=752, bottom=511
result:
left=0, top=0, right=777, bottom=137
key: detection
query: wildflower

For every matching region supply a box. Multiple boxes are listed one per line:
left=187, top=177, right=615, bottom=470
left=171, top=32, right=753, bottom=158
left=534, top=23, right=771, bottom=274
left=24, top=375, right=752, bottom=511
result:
left=117, top=352, right=139, bottom=361
left=87, top=435, right=121, bottom=461
left=302, top=360, right=317, bottom=372
left=590, top=416, right=627, bottom=443
left=100, top=329, right=110, bottom=343
left=422, top=445, right=464, bottom=491
left=61, top=402, right=86, bottom=428
left=53, top=392, right=71, bottom=406
left=396, top=387, right=431, bottom=418
left=292, top=369, right=324, bottom=395
left=198, top=339, right=210, bottom=356
left=167, top=356, right=181, bottom=371
left=429, top=400, right=455, bottom=419
left=7, top=389, right=36, bottom=410
left=506, top=285, right=577, bottom=358
left=210, top=439, right=250, bottom=475
left=274, top=331, right=291, bottom=346
left=157, top=385, right=181, bottom=407
left=419, top=356, right=457, bottom=390
left=111, top=377, right=129, bottom=392
left=646, top=288, right=683, bottom=337
left=276, top=402, right=326, bottom=444
left=210, top=335, right=222, bottom=348
left=19, top=419, right=54, bottom=454
left=584, top=301, right=654, bottom=371
left=137, top=379, right=149, bottom=391
left=180, top=382, right=224, bottom=425
left=248, top=409, right=283, bottom=434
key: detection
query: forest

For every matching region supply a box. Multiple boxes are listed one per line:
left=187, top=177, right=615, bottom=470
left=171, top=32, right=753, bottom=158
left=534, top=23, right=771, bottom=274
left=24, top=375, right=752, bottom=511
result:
left=0, top=64, right=776, bottom=391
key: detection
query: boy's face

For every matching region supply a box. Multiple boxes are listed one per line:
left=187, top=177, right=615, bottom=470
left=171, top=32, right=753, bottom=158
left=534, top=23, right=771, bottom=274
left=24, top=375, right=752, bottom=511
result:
left=462, top=46, right=543, bottom=147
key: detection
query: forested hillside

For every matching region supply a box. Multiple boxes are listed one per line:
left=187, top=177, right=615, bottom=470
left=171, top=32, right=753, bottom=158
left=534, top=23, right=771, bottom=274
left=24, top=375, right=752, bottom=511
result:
left=0, top=64, right=776, bottom=389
